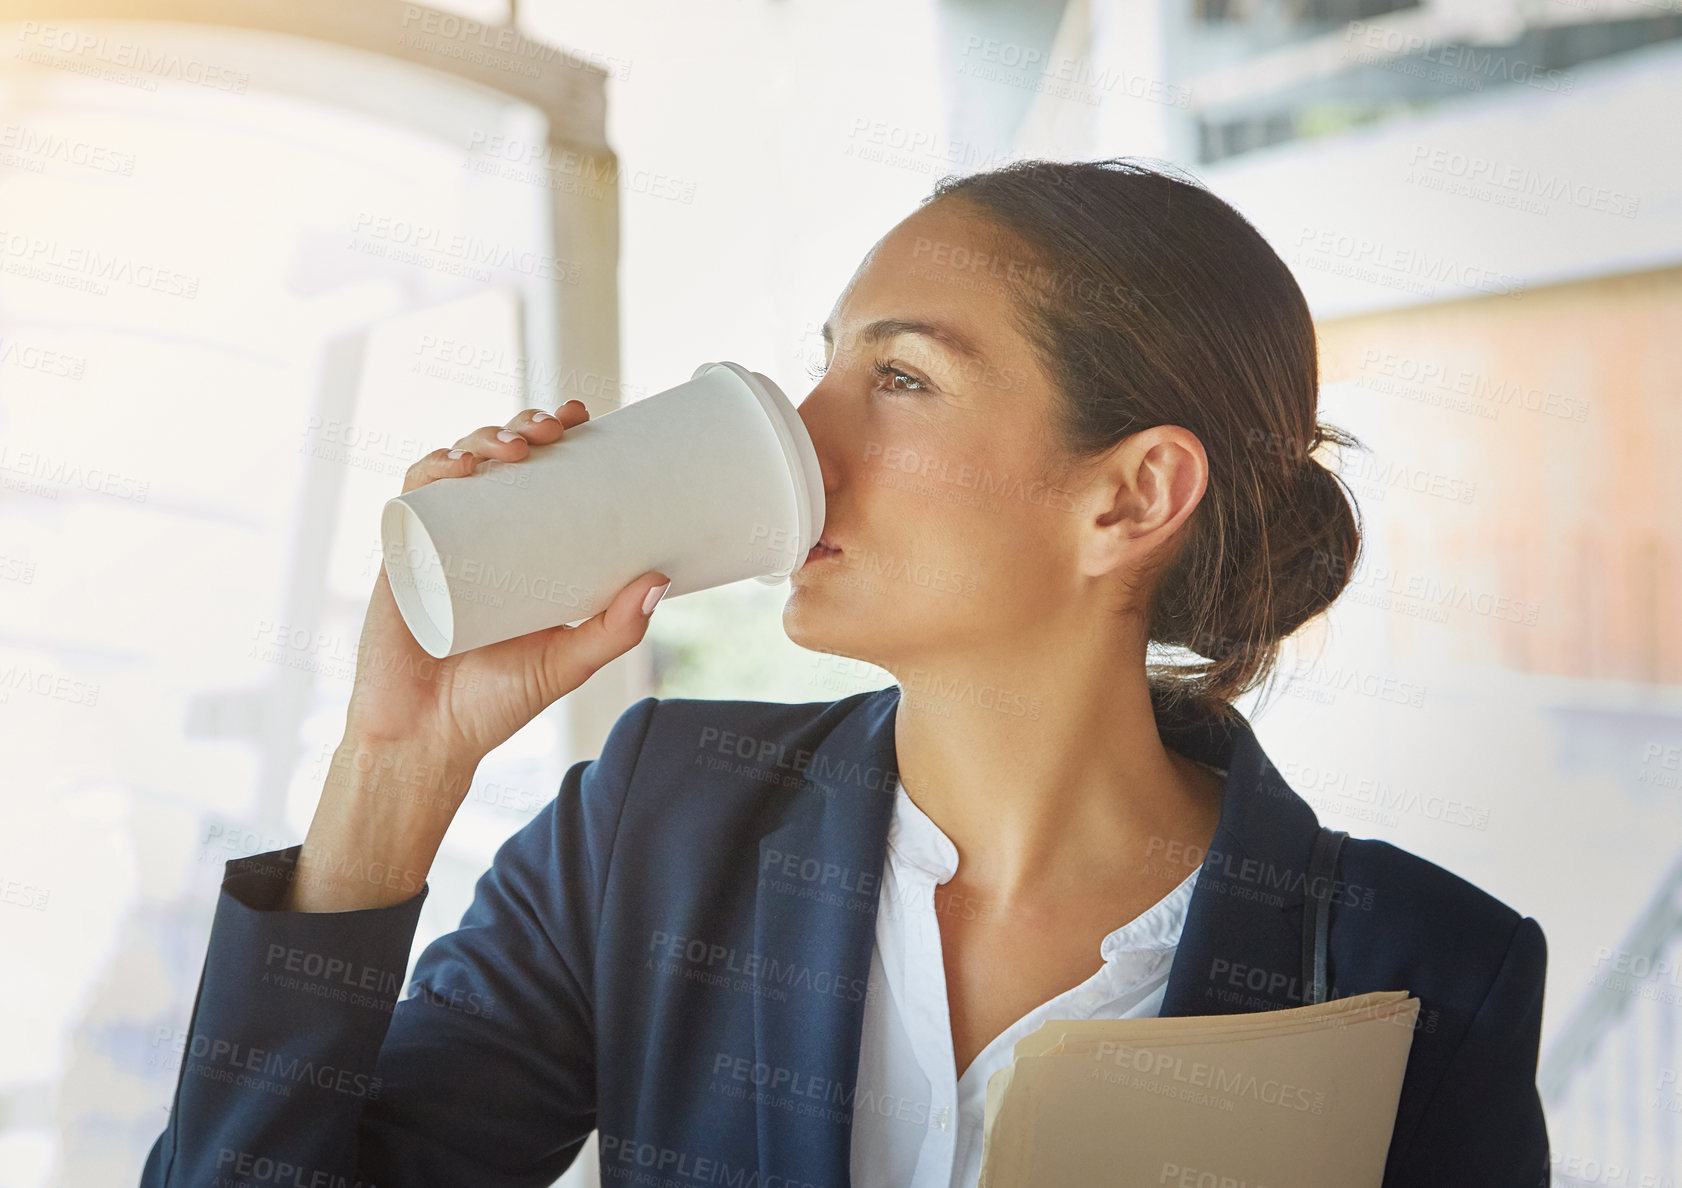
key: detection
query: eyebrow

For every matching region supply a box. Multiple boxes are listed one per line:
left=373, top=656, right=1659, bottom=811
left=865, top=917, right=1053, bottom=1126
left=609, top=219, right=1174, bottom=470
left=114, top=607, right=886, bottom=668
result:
left=820, top=317, right=988, bottom=365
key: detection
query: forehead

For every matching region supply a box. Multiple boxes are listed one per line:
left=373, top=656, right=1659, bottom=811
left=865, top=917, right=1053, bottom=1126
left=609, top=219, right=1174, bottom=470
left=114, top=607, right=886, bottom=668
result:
left=827, top=199, right=1022, bottom=333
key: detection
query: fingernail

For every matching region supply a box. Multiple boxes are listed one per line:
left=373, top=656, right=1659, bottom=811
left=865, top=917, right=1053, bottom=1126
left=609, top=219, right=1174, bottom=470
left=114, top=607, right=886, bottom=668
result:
left=532, top=410, right=557, bottom=423
left=641, top=581, right=671, bottom=616
left=497, top=429, right=523, bottom=443
left=447, top=448, right=466, bottom=459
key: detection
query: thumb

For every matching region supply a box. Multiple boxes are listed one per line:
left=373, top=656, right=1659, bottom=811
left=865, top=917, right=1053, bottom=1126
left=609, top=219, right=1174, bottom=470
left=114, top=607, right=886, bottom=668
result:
left=543, top=572, right=671, bottom=689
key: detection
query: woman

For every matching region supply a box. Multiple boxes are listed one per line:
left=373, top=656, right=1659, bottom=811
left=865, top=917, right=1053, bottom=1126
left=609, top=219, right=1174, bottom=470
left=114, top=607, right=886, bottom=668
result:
left=141, top=158, right=1548, bottom=1188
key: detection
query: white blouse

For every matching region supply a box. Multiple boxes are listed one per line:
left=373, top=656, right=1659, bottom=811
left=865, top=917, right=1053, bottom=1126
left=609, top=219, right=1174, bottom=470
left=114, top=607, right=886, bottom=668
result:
left=847, top=774, right=1212, bottom=1188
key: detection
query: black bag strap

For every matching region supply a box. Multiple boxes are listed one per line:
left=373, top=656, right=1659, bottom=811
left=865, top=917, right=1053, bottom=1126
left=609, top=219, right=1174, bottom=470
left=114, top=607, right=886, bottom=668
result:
left=1301, top=826, right=1349, bottom=1006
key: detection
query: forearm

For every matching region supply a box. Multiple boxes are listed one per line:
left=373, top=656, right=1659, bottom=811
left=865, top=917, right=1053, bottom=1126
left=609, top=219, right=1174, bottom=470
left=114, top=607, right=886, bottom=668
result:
left=283, top=737, right=481, bottom=912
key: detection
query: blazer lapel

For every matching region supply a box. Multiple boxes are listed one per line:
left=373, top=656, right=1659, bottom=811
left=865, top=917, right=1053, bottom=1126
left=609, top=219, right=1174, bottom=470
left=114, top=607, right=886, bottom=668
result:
left=752, top=686, right=901, bottom=1186
left=1155, top=691, right=1326, bottom=1018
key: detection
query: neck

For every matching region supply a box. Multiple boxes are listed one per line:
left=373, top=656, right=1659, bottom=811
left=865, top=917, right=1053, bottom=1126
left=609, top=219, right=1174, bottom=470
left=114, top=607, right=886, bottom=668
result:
left=883, top=639, right=1223, bottom=905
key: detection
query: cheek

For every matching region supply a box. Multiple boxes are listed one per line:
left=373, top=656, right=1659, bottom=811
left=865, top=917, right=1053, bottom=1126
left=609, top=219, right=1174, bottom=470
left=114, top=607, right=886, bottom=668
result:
left=972, top=501, right=1072, bottom=596
left=851, top=426, right=1075, bottom=597
left=878, top=485, right=1071, bottom=613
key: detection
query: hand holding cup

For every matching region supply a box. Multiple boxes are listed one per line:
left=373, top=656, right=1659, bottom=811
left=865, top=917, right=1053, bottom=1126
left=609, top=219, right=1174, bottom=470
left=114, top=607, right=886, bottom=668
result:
left=345, top=399, right=671, bottom=766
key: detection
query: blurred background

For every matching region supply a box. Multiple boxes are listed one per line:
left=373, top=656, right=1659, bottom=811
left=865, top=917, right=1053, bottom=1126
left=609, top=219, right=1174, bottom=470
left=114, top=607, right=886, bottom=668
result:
left=0, top=0, right=1677, bottom=1184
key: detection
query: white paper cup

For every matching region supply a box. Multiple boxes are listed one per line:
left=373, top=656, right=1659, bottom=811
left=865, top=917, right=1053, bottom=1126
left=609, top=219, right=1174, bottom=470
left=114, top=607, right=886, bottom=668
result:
left=380, top=361, right=824, bottom=658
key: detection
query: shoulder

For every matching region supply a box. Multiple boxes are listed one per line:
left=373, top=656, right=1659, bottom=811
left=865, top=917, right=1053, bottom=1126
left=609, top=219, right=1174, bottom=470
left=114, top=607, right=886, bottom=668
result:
left=1333, top=834, right=1546, bottom=1020
left=1339, top=835, right=1531, bottom=950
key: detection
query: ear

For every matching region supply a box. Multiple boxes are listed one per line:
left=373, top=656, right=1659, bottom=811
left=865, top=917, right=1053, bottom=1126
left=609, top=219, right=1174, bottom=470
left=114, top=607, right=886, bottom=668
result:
left=1076, top=425, right=1210, bottom=580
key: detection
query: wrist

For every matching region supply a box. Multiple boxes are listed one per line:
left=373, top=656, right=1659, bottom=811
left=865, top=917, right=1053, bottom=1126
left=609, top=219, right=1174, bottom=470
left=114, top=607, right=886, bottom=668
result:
left=283, top=738, right=481, bottom=912
left=326, top=735, right=482, bottom=816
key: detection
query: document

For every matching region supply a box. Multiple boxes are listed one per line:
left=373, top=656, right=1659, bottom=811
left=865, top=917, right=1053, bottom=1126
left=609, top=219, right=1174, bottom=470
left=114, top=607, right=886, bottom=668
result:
left=978, top=991, right=1419, bottom=1188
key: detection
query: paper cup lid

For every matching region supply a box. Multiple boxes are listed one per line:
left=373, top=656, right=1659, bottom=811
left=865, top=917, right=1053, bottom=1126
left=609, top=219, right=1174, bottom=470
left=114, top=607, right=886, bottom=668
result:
left=691, top=362, right=825, bottom=583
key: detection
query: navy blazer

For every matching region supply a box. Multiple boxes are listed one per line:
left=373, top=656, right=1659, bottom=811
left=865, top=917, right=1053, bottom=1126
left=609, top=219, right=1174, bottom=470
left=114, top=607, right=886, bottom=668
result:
left=140, top=683, right=1549, bottom=1187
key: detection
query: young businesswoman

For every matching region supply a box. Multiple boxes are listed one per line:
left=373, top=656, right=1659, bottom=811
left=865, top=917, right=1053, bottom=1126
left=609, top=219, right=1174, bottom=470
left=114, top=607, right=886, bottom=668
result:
left=142, top=159, right=1548, bottom=1188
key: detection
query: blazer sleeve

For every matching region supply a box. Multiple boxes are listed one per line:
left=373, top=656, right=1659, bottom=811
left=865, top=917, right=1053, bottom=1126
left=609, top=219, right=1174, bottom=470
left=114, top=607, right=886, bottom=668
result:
left=1386, top=914, right=1551, bottom=1188
left=139, top=696, right=658, bottom=1188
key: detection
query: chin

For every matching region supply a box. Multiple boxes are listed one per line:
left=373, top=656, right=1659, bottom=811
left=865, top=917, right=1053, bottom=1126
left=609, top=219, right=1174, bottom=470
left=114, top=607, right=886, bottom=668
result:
left=781, top=586, right=836, bottom=652
left=781, top=587, right=885, bottom=669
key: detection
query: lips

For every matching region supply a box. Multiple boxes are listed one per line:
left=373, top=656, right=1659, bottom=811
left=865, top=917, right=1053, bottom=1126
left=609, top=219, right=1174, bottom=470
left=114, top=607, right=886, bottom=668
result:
left=803, top=536, right=842, bottom=565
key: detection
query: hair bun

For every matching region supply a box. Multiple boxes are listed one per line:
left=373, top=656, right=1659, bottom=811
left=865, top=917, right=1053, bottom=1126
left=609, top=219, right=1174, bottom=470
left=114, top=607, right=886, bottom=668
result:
left=1268, top=448, right=1362, bottom=641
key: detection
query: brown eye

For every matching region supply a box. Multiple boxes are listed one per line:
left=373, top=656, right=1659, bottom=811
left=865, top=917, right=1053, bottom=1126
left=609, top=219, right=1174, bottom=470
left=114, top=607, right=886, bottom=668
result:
left=873, top=361, right=926, bottom=393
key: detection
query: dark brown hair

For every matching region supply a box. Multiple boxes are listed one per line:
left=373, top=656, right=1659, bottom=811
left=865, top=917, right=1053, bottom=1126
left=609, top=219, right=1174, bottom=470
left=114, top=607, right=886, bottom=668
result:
left=923, top=157, right=1364, bottom=723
